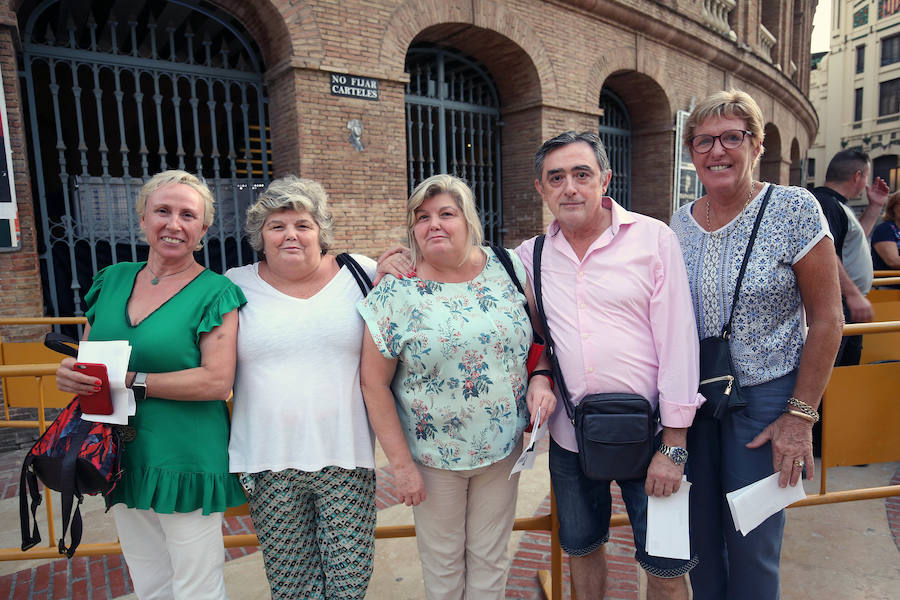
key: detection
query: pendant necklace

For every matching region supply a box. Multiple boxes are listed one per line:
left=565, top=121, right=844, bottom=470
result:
left=146, top=262, right=194, bottom=285
left=706, top=180, right=756, bottom=232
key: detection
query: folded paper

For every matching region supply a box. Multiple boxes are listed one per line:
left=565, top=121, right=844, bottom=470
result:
left=726, top=472, right=806, bottom=536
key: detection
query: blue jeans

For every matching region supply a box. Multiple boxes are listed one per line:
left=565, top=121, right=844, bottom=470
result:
left=548, top=438, right=697, bottom=578
left=686, top=371, right=797, bottom=600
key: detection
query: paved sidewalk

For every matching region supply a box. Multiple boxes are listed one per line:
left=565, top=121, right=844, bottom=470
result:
left=0, top=442, right=897, bottom=599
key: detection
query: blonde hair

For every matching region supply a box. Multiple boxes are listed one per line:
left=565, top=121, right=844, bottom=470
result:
left=137, top=170, right=215, bottom=250
left=244, top=176, right=334, bottom=254
left=137, top=170, right=215, bottom=227
left=685, top=89, right=765, bottom=159
left=406, top=174, right=484, bottom=265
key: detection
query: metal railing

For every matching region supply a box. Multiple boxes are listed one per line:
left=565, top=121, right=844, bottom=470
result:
left=872, top=276, right=900, bottom=287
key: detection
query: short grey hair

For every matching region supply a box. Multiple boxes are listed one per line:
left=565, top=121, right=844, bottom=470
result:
left=244, top=176, right=335, bottom=254
left=533, top=131, right=610, bottom=181
left=406, top=174, right=484, bottom=265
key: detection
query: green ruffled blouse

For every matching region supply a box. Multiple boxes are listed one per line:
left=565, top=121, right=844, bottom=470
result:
left=84, top=262, right=247, bottom=514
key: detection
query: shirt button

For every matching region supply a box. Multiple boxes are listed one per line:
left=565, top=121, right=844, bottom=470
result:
left=578, top=271, right=584, bottom=278
left=580, top=303, right=586, bottom=309
left=582, top=333, right=589, bottom=339
left=588, top=367, right=595, bottom=373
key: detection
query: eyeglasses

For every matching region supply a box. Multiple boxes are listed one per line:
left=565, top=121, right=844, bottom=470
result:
left=689, top=129, right=753, bottom=154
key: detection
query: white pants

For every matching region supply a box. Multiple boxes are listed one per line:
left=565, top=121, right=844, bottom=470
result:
left=112, top=505, right=228, bottom=600
left=412, top=440, right=522, bottom=600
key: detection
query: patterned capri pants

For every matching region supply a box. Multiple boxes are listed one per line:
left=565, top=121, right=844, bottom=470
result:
left=244, top=467, right=377, bottom=599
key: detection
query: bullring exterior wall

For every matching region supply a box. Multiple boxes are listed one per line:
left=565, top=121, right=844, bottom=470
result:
left=1, top=0, right=817, bottom=327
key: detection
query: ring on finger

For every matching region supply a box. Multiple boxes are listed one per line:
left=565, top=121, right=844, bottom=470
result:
left=792, top=459, right=805, bottom=468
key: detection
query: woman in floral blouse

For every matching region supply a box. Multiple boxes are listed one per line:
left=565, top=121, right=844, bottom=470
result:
left=358, top=174, right=552, bottom=600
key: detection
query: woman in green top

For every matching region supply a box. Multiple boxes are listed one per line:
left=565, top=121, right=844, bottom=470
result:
left=55, top=170, right=246, bottom=600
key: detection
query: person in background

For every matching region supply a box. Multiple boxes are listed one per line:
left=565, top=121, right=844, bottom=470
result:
left=227, top=176, right=378, bottom=599
left=870, top=191, right=900, bottom=277
left=358, top=174, right=553, bottom=600
left=670, top=89, right=842, bottom=600
left=812, top=149, right=888, bottom=365
left=55, top=170, right=246, bottom=600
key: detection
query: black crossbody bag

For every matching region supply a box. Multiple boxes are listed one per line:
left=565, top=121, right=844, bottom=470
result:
left=532, top=235, right=657, bottom=481
left=697, top=184, right=773, bottom=420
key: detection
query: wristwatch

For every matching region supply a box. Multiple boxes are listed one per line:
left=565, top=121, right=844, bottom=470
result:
left=658, top=443, right=688, bottom=465
left=131, top=372, right=148, bottom=401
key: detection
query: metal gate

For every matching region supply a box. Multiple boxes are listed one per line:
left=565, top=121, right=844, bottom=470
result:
left=599, top=88, right=632, bottom=209
left=405, top=46, right=503, bottom=243
left=22, top=0, right=271, bottom=319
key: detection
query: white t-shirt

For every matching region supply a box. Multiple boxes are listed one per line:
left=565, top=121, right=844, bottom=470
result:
left=226, top=255, right=377, bottom=473
left=839, top=203, right=874, bottom=295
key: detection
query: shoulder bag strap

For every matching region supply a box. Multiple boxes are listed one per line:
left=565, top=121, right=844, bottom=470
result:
left=722, top=183, right=774, bottom=337
left=336, top=253, right=373, bottom=297
left=532, top=235, right=576, bottom=421
left=19, top=454, right=42, bottom=551
left=488, top=244, right=545, bottom=345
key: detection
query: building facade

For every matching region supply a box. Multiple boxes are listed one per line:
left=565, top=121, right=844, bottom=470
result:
left=808, top=0, right=900, bottom=197
left=1, top=0, right=818, bottom=334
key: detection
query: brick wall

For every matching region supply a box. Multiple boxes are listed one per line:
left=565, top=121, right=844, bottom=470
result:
left=0, top=23, right=43, bottom=340
left=1, top=0, right=818, bottom=313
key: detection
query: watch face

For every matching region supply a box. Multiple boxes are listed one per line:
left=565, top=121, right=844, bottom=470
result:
left=669, top=447, right=688, bottom=465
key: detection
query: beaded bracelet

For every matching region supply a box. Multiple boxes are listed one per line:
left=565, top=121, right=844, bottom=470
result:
left=784, top=397, right=820, bottom=423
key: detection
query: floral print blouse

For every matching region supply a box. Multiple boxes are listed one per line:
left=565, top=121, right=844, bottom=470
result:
left=670, top=183, right=830, bottom=387
left=358, top=249, right=532, bottom=470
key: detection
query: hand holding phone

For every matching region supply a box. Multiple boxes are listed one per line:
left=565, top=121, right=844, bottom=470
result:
left=74, top=362, right=113, bottom=415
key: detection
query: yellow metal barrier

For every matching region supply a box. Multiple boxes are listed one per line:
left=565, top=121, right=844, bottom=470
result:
left=3, top=318, right=900, bottom=600
left=0, top=317, right=87, bottom=416
left=873, top=270, right=900, bottom=277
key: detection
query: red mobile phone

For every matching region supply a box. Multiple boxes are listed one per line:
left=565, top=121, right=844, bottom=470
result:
left=74, top=362, right=114, bottom=415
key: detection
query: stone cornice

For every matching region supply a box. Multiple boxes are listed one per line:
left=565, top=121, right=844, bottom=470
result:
left=553, top=0, right=819, bottom=139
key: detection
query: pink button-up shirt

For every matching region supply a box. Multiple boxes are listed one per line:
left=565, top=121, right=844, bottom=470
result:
left=516, top=197, right=703, bottom=452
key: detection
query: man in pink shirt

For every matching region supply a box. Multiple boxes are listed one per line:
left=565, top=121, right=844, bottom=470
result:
left=517, top=131, right=703, bottom=600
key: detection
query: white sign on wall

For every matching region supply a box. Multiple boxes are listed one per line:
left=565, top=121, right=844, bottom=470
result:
left=0, top=61, right=18, bottom=250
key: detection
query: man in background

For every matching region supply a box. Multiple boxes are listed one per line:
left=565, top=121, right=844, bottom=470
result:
left=812, top=149, right=889, bottom=366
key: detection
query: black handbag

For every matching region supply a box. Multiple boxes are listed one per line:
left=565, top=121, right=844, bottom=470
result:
left=532, top=235, right=657, bottom=481
left=697, top=184, right=773, bottom=420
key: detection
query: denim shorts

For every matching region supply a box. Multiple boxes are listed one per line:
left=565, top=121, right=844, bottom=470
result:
left=548, top=437, right=698, bottom=578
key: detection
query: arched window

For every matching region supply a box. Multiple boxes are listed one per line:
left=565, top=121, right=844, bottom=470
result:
left=22, top=0, right=271, bottom=318
left=405, top=45, right=503, bottom=243
left=599, top=88, right=632, bottom=208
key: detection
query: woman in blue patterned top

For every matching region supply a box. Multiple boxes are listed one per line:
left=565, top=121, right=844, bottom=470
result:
left=358, top=174, right=553, bottom=600
left=669, top=90, right=843, bottom=600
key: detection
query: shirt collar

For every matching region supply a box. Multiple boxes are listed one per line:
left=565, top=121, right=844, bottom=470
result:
left=546, top=196, right=635, bottom=237
left=815, top=186, right=849, bottom=204
left=546, top=196, right=635, bottom=259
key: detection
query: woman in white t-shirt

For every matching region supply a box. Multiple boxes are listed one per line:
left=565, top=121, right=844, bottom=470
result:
left=226, top=176, right=377, bottom=599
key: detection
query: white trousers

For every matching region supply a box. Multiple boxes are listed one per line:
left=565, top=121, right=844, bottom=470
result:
left=112, top=505, right=228, bottom=600
left=412, top=440, right=522, bottom=600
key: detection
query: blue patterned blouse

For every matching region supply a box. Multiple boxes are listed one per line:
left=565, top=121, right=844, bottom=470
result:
left=357, top=249, right=532, bottom=470
left=670, top=184, right=830, bottom=387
